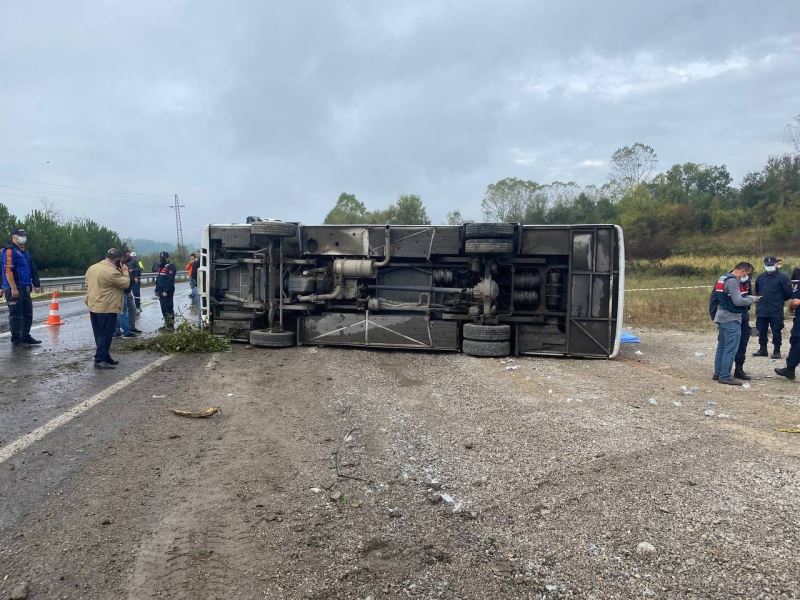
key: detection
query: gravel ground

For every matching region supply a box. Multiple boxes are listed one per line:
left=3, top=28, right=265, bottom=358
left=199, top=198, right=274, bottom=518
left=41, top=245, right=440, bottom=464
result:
left=1, top=329, right=799, bottom=599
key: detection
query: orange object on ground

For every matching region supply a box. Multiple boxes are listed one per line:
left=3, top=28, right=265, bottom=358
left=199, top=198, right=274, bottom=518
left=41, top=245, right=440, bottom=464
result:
left=44, top=290, right=65, bottom=326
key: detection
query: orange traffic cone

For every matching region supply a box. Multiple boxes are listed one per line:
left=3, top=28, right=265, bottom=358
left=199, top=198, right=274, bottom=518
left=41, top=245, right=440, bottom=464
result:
left=44, top=290, right=65, bottom=326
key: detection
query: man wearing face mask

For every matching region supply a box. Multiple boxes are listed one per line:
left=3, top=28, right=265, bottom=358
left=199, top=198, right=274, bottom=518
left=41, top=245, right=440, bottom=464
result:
left=155, top=250, right=177, bottom=331
left=1, top=227, right=42, bottom=347
left=712, top=262, right=759, bottom=385
left=752, top=256, right=792, bottom=359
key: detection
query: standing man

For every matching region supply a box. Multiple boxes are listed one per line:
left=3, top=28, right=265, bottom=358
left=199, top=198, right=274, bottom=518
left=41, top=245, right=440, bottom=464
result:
left=186, top=253, right=198, bottom=301
left=85, top=249, right=130, bottom=369
left=155, top=250, right=177, bottom=331
left=775, top=268, right=800, bottom=381
left=752, top=256, right=792, bottom=359
left=190, top=252, right=201, bottom=313
left=127, top=251, right=144, bottom=311
left=733, top=273, right=755, bottom=380
left=712, top=261, right=759, bottom=385
left=1, top=227, right=42, bottom=347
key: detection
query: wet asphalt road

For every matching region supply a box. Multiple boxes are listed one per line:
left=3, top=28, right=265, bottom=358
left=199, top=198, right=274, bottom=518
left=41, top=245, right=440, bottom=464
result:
left=0, top=282, right=194, bottom=532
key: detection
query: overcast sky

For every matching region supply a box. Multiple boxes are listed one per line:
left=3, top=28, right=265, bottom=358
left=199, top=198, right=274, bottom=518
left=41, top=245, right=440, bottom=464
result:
left=1, top=0, right=798, bottom=244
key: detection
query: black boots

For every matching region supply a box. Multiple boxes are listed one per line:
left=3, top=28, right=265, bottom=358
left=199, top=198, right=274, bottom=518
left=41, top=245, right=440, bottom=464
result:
left=752, top=347, right=768, bottom=357
left=774, top=367, right=796, bottom=380
left=771, top=348, right=782, bottom=359
left=733, top=362, right=751, bottom=381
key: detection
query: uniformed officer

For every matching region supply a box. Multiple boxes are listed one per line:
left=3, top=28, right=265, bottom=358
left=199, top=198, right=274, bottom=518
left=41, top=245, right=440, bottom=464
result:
left=775, top=267, right=800, bottom=380
left=1, top=227, right=42, bottom=347
left=752, top=256, right=792, bottom=359
left=733, top=272, right=755, bottom=380
left=155, top=250, right=177, bottom=331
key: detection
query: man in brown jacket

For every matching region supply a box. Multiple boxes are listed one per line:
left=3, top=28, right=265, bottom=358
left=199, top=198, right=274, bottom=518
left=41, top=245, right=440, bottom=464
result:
left=85, top=248, right=130, bottom=369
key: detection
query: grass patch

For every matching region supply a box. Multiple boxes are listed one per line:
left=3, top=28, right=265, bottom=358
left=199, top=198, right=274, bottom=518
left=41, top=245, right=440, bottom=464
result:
left=125, top=322, right=231, bottom=353
left=624, top=274, right=717, bottom=332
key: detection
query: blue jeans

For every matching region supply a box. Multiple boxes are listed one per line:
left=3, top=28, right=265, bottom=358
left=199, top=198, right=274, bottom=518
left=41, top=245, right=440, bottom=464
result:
left=715, top=320, right=742, bottom=379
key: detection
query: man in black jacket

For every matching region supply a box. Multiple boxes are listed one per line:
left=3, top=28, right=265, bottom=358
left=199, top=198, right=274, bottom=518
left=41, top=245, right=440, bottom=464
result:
left=752, top=256, right=792, bottom=359
left=775, top=268, right=800, bottom=380
left=155, top=251, right=177, bottom=331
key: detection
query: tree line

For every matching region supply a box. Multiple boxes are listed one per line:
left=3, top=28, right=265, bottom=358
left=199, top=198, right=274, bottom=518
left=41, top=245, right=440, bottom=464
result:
left=325, top=114, right=800, bottom=258
left=1, top=204, right=125, bottom=276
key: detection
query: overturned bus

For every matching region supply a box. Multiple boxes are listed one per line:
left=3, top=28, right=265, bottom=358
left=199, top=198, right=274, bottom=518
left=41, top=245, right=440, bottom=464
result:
left=199, top=222, right=624, bottom=358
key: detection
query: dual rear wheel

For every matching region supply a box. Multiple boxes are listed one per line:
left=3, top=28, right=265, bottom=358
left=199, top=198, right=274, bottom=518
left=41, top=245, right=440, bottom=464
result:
left=462, top=323, right=511, bottom=357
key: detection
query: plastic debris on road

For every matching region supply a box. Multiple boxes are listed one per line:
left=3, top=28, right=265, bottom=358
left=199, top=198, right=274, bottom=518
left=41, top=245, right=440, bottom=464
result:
left=693, top=352, right=706, bottom=357
left=634, top=350, right=644, bottom=355
left=621, top=331, right=640, bottom=344
left=151, top=394, right=166, bottom=399
left=704, top=409, right=716, bottom=417
left=505, top=365, right=520, bottom=371
left=648, top=398, right=657, bottom=405
left=681, top=385, right=700, bottom=396
left=172, top=406, right=220, bottom=418
left=775, top=428, right=800, bottom=433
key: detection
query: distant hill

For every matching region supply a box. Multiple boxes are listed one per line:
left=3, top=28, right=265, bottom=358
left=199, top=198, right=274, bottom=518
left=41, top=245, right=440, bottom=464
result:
left=127, top=238, right=200, bottom=254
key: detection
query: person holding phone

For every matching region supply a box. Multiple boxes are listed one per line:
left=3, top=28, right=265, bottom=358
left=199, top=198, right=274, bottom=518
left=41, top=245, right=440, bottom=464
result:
left=84, top=248, right=130, bottom=368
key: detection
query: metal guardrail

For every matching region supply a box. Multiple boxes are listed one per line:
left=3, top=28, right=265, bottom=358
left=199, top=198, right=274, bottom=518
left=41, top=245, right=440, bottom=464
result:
left=39, top=271, right=190, bottom=292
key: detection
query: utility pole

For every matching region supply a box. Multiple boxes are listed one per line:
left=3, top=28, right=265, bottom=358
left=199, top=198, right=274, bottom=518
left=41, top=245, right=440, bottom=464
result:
left=169, top=194, right=186, bottom=257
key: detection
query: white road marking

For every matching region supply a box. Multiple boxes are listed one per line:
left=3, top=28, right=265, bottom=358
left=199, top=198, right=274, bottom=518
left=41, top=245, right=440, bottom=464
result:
left=0, top=324, right=47, bottom=339
left=0, top=355, right=173, bottom=464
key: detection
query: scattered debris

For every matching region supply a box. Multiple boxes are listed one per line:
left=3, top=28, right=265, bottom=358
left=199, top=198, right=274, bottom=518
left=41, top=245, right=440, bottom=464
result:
left=172, top=407, right=220, bottom=418
left=704, top=409, right=716, bottom=417
left=329, top=490, right=343, bottom=502
left=151, top=394, right=166, bottom=399
left=439, top=492, right=455, bottom=504
left=505, top=365, right=520, bottom=371
left=707, top=400, right=717, bottom=407
left=226, top=393, right=234, bottom=397
left=427, top=480, right=443, bottom=490
left=10, top=581, right=29, bottom=600
left=681, top=385, right=700, bottom=396
left=742, top=382, right=751, bottom=389
left=463, top=440, right=475, bottom=450
left=427, top=493, right=443, bottom=504
left=635, top=350, right=644, bottom=356
left=636, top=541, right=656, bottom=555
left=648, top=397, right=657, bottom=406
left=388, top=508, right=402, bottom=519
left=545, top=584, right=559, bottom=592
left=693, top=352, right=706, bottom=357
left=717, top=413, right=732, bottom=419
left=673, top=401, right=682, bottom=407
left=775, top=428, right=800, bottom=434
left=310, top=487, right=322, bottom=494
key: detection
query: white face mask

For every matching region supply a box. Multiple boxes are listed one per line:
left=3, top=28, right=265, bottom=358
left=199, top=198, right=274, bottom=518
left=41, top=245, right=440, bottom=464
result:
left=765, top=265, right=776, bottom=273
left=15, top=236, right=27, bottom=245
left=739, top=275, right=749, bottom=283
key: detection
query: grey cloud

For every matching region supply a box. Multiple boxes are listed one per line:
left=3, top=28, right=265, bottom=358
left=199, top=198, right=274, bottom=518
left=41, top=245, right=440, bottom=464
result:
left=0, top=0, right=799, bottom=241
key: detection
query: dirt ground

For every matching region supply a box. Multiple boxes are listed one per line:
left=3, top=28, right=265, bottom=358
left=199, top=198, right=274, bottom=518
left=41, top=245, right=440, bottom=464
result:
left=1, top=329, right=799, bottom=599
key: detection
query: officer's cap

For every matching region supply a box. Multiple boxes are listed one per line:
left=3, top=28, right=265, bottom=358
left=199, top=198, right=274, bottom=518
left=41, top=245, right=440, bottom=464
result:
left=764, top=256, right=778, bottom=266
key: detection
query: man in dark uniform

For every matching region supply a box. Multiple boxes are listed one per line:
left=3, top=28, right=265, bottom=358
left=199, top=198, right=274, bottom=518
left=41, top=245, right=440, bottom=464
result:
left=775, top=268, right=800, bottom=380
left=1, top=227, right=42, bottom=347
left=733, top=273, right=755, bottom=380
left=155, top=250, right=177, bottom=331
left=752, top=256, right=792, bottom=359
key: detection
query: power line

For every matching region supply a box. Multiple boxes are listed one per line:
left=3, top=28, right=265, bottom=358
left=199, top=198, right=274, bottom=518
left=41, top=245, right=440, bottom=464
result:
left=0, top=183, right=164, bottom=206
left=0, top=174, right=172, bottom=198
left=0, top=190, right=160, bottom=208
